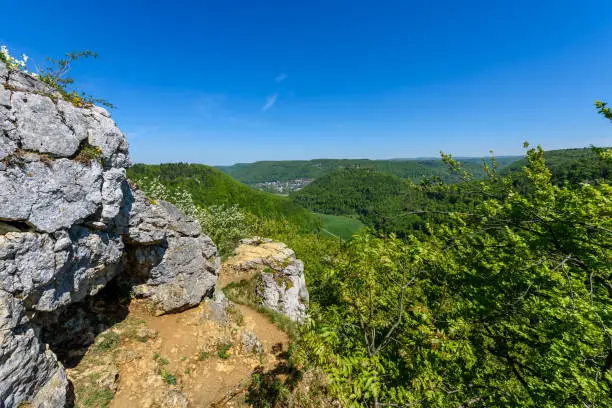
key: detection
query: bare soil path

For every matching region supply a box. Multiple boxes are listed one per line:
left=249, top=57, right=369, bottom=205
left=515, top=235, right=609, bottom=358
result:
left=104, top=297, right=288, bottom=407
left=69, top=241, right=294, bottom=408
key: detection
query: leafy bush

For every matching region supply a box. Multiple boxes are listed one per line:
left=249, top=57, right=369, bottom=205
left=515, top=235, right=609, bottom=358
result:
left=195, top=204, right=250, bottom=258
left=296, top=146, right=612, bottom=407
left=38, top=50, right=115, bottom=109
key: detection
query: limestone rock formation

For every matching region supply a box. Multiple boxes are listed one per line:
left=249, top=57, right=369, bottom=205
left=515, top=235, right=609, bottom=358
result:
left=122, top=189, right=221, bottom=315
left=0, top=67, right=220, bottom=407
left=224, top=238, right=309, bottom=321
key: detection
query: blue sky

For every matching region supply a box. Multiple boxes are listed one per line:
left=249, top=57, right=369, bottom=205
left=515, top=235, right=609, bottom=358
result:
left=2, top=1, right=611, bottom=164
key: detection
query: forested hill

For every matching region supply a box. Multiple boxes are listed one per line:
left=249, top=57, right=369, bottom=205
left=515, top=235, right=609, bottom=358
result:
left=502, top=147, right=611, bottom=184
left=291, top=167, right=473, bottom=236
left=291, top=147, right=611, bottom=236
left=127, top=163, right=320, bottom=231
left=217, top=156, right=521, bottom=184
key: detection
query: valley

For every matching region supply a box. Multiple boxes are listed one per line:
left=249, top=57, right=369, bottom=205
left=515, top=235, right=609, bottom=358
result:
left=217, top=156, right=523, bottom=193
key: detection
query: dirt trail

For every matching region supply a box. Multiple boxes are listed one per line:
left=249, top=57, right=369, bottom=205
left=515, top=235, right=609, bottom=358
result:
left=67, top=241, right=294, bottom=407
left=105, top=298, right=288, bottom=407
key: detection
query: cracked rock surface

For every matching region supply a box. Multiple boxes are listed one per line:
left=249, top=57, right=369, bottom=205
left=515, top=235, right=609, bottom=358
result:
left=0, top=67, right=221, bottom=407
left=224, top=239, right=309, bottom=322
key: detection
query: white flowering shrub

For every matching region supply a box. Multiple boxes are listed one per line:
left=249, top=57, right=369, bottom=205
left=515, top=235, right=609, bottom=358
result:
left=193, top=204, right=250, bottom=257
left=135, top=177, right=251, bottom=258
left=0, top=45, right=35, bottom=75
left=135, top=177, right=170, bottom=201
left=1, top=45, right=113, bottom=109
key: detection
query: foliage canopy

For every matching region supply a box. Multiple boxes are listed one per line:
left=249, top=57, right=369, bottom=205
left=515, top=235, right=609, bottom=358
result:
left=296, top=146, right=612, bottom=407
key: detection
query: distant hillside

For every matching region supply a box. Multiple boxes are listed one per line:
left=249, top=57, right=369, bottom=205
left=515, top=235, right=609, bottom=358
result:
left=291, top=168, right=473, bottom=236
left=502, top=147, right=611, bottom=184
left=291, top=147, right=611, bottom=236
left=217, top=156, right=521, bottom=185
left=127, top=163, right=321, bottom=232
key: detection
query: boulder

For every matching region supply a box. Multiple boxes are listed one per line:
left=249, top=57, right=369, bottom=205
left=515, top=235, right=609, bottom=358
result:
left=241, top=329, right=263, bottom=354
left=258, top=258, right=309, bottom=322
left=0, top=292, right=70, bottom=408
left=202, top=290, right=233, bottom=325
left=122, top=189, right=220, bottom=315
left=0, top=159, right=104, bottom=233
left=224, top=239, right=309, bottom=322
left=0, top=227, right=124, bottom=311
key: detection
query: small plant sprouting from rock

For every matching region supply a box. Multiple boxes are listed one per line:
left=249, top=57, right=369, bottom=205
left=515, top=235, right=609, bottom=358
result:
left=1, top=45, right=114, bottom=109
left=94, top=331, right=120, bottom=352
left=74, top=144, right=102, bottom=165
left=153, top=353, right=177, bottom=385
left=160, top=369, right=177, bottom=385
left=38, top=50, right=115, bottom=109
left=217, top=342, right=232, bottom=360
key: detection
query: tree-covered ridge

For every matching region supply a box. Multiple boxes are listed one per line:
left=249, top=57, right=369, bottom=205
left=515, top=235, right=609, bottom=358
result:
left=502, top=147, right=611, bottom=185
left=292, top=168, right=408, bottom=216
left=127, top=163, right=320, bottom=232
left=290, top=147, right=612, bottom=237
left=217, top=156, right=521, bottom=184
left=291, top=167, right=478, bottom=237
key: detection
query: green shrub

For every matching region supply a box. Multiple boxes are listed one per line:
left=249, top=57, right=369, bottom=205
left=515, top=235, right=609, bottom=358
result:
left=160, top=369, right=177, bottom=385
left=38, top=50, right=115, bottom=109
left=217, top=343, right=232, bottom=360
left=132, top=176, right=251, bottom=259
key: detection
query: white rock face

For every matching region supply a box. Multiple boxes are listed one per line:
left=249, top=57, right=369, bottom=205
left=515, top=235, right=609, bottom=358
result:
left=225, top=239, right=309, bottom=321
left=0, top=159, right=104, bottom=232
left=0, top=228, right=123, bottom=311
left=11, top=91, right=88, bottom=156
left=0, top=66, right=221, bottom=407
left=259, top=257, right=309, bottom=322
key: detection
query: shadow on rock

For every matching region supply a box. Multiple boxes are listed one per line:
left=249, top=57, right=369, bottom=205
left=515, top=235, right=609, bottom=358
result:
left=39, top=278, right=133, bottom=369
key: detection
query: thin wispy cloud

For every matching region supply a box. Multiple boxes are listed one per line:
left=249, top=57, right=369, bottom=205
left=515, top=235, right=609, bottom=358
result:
left=261, top=93, right=278, bottom=112
left=275, top=73, right=288, bottom=82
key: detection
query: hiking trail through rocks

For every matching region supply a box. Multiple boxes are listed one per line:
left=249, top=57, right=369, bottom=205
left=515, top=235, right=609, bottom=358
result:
left=67, top=243, right=293, bottom=408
